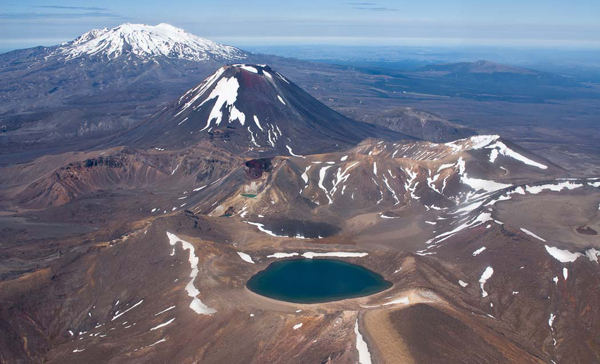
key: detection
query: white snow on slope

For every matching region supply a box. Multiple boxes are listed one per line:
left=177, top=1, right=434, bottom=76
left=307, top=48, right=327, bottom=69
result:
left=267, top=252, right=300, bottom=258
left=253, top=115, right=264, bottom=131
left=166, top=232, right=216, bottom=315
left=469, top=135, right=501, bottom=149
left=199, top=76, right=243, bottom=131
left=56, top=23, right=245, bottom=61
left=479, top=266, right=494, bottom=298
left=301, top=165, right=311, bottom=192
left=456, top=157, right=511, bottom=193
left=526, top=182, right=583, bottom=194
left=355, top=319, right=373, bottom=364
left=318, top=166, right=334, bottom=204
left=286, top=145, right=304, bottom=158
left=266, top=251, right=367, bottom=259
left=472, top=247, right=487, bottom=256
left=111, top=299, right=143, bottom=321
left=176, top=68, right=225, bottom=116
left=427, top=212, right=494, bottom=245
left=246, top=222, right=282, bottom=237
left=485, top=141, right=548, bottom=169
left=150, top=318, right=175, bottom=331
left=154, top=306, right=176, bottom=316
left=236, top=64, right=258, bottom=73
left=293, top=323, right=303, bottom=330
left=545, top=245, right=581, bottom=263
left=237, top=252, right=255, bottom=264
left=302, top=252, right=368, bottom=259
left=520, top=228, right=546, bottom=242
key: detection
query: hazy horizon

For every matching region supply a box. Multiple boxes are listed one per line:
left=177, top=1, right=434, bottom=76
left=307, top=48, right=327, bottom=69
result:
left=1, top=0, right=599, bottom=53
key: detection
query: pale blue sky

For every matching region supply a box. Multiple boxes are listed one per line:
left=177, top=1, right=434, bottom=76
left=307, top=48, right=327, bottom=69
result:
left=1, top=0, right=599, bottom=52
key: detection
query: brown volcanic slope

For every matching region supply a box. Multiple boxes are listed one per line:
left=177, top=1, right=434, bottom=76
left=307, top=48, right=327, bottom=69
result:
left=1, top=70, right=600, bottom=363
left=359, top=107, right=477, bottom=143
left=113, top=64, right=410, bottom=156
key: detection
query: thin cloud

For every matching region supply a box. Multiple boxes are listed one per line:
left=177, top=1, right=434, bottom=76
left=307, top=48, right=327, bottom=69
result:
left=33, top=6, right=108, bottom=11
left=0, top=11, right=123, bottom=19
left=354, top=7, right=398, bottom=11
left=347, top=2, right=398, bottom=12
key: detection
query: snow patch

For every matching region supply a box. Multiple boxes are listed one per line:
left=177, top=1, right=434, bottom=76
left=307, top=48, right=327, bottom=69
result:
left=545, top=245, right=581, bottom=263
left=150, top=318, right=175, bottom=331
left=166, top=232, right=216, bottom=315
left=302, top=252, right=368, bottom=259
left=237, top=252, right=255, bottom=264
left=267, top=252, right=300, bottom=258
left=520, top=228, right=546, bottom=242
left=472, top=247, right=487, bottom=256
left=479, top=266, right=494, bottom=298
left=355, top=319, right=373, bottom=364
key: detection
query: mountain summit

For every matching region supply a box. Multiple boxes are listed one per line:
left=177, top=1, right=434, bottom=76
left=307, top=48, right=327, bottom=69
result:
left=52, top=23, right=246, bottom=62
left=118, top=64, right=409, bottom=155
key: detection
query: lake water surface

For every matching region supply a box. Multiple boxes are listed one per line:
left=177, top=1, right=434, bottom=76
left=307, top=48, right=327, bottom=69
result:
left=247, top=259, right=392, bottom=303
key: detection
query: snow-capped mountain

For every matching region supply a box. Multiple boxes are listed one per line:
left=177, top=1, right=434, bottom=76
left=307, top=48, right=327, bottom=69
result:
left=0, top=23, right=254, bottom=156
left=117, top=64, right=410, bottom=155
left=52, top=23, right=245, bottom=62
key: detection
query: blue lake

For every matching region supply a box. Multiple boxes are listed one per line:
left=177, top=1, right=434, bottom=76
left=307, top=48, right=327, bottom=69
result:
left=247, top=259, right=392, bottom=303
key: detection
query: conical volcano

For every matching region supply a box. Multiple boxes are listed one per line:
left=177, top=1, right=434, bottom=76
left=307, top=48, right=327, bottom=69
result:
left=116, top=64, right=410, bottom=155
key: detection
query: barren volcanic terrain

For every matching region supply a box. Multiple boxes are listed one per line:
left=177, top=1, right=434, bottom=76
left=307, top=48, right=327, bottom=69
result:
left=1, top=64, right=600, bottom=364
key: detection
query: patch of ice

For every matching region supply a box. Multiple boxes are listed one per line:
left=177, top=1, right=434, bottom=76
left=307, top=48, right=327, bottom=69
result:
left=150, top=318, right=175, bottom=331
left=354, top=318, right=373, bottom=364
left=472, top=247, right=487, bottom=256
left=293, top=323, right=303, bottom=330
left=458, top=280, right=469, bottom=287
left=238, top=65, right=258, bottom=73
left=111, top=300, right=143, bottom=321
left=237, top=252, right=255, bottom=264
left=198, top=76, right=241, bottom=131
left=479, top=266, right=494, bottom=298
left=520, top=228, right=546, bottom=242
left=585, top=248, right=600, bottom=263
left=456, top=157, right=511, bottom=193
left=267, top=252, right=300, bottom=258
left=167, top=232, right=216, bottom=315
left=149, top=338, right=167, bottom=347
left=155, top=306, right=176, bottom=316
left=545, top=245, right=581, bottom=263
left=286, top=145, right=304, bottom=158
left=302, top=252, right=368, bottom=259
left=485, top=141, right=548, bottom=169
left=526, top=181, right=583, bottom=194
left=318, top=166, right=334, bottom=204
left=253, top=115, right=264, bottom=131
